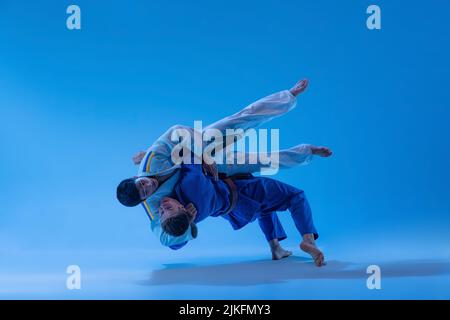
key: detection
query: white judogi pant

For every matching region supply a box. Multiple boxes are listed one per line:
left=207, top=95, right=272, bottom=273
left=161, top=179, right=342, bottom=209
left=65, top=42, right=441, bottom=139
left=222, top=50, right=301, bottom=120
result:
left=139, top=90, right=313, bottom=178
left=205, top=90, right=314, bottom=175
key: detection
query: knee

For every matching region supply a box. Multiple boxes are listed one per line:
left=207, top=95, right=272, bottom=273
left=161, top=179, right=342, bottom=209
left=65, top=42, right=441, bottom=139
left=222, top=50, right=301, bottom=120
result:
left=292, top=188, right=305, bottom=198
left=290, top=189, right=307, bottom=205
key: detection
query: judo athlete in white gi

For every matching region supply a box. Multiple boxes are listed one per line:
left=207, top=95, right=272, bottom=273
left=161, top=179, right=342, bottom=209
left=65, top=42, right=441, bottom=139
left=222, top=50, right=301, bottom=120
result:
left=116, top=79, right=332, bottom=259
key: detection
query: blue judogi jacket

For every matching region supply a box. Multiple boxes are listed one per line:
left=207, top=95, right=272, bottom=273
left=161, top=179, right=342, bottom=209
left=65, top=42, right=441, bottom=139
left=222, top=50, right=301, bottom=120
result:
left=174, top=164, right=262, bottom=230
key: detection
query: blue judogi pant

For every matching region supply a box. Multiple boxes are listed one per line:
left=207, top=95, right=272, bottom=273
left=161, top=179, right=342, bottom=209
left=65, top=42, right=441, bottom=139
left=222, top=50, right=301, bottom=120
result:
left=258, top=213, right=287, bottom=242
left=225, top=177, right=319, bottom=240
left=170, top=165, right=318, bottom=250
left=170, top=213, right=287, bottom=250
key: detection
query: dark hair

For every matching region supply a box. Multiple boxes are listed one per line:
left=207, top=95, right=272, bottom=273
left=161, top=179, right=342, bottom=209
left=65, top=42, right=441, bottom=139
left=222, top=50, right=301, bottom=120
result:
left=161, top=210, right=190, bottom=236
left=116, top=178, right=141, bottom=207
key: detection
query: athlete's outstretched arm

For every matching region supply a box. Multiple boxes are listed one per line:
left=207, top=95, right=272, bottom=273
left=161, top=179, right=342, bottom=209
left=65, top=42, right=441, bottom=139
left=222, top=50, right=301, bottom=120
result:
left=133, top=151, right=146, bottom=165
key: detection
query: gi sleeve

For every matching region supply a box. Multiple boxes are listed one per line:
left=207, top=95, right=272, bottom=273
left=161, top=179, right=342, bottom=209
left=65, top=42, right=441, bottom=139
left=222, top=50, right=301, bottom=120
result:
left=178, top=164, right=228, bottom=219
left=138, top=124, right=196, bottom=176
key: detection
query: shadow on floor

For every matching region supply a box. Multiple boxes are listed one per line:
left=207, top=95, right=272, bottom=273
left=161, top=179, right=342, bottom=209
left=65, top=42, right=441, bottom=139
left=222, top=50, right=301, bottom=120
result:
left=138, top=256, right=450, bottom=286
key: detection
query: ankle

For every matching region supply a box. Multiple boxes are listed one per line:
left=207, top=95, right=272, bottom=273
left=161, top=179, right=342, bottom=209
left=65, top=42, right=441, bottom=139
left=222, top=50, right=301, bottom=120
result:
left=269, top=239, right=281, bottom=251
left=302, top=233, right=315, bottom=243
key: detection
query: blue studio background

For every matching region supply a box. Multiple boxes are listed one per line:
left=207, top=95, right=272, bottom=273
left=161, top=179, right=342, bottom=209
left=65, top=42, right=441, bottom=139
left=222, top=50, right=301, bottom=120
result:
left=0, top=0, right=449, bottom=299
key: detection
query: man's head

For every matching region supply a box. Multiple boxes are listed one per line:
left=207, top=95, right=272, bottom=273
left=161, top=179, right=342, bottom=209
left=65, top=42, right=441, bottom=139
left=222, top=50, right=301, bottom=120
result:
left=116, top=177, right=159, bottom=207
left=159, top=197, right=195, bottom=236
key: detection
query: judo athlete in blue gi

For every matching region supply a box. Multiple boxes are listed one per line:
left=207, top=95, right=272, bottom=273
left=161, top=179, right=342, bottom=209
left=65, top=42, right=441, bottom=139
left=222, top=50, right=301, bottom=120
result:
left=116, top=79, right=332, bottom=259
left=159, top=164, right=326, bottom=267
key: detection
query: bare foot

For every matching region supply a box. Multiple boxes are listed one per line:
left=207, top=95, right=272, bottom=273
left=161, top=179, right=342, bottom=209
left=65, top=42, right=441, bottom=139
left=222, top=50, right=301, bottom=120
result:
left=269, top=239, right=292, bottom=260
left=271, top=246, right=293, bottom=260
left=311, top=146, right=333, bottom=157
left=289, top=79, right=309, bottom=97
left=300, top=240, right=325, bottom=267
